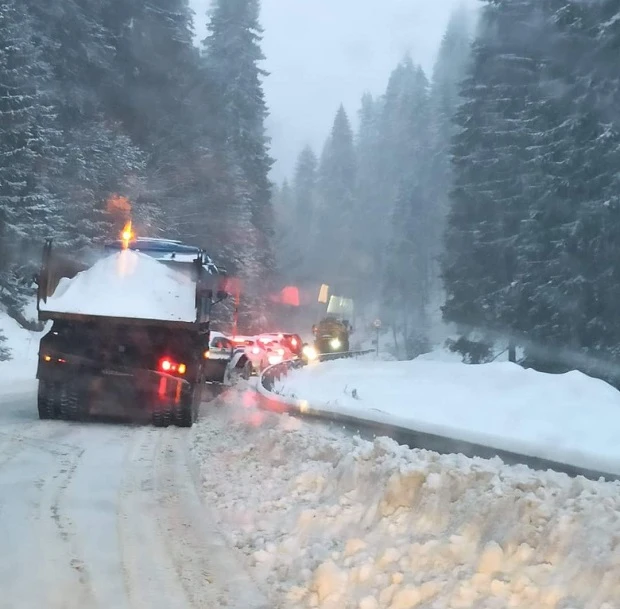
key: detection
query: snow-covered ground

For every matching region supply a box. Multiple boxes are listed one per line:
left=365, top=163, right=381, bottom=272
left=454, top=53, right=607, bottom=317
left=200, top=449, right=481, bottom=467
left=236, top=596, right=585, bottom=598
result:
left=0, top=361, right=267, bottom=609
left=1, top=306, right=619, bottom=608
left=191, top=396, right=620, bottom=609
left=273, top=357, right=620, bottom=476
left=0, top=307, right=48, bottom=385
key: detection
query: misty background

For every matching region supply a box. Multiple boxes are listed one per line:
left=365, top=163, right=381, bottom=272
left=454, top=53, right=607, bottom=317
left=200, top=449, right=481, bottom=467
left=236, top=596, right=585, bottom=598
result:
left=192, top=0, right=478, bottom=180
left=1, top=0, right=620, bottom=388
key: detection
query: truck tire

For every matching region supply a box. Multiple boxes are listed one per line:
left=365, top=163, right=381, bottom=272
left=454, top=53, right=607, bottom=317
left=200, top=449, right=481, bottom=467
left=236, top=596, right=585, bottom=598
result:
left=174, top=385, right=197, bottom=428
left=152, top=408, right=171, bottom=428
left=37, top=380, right=59, bottom=420
left=59, top=382, right=81, bottom=421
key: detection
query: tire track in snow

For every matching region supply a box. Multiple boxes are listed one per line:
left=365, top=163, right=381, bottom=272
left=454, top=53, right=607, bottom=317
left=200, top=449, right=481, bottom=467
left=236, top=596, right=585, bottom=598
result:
left=0, top=432, right=97, bottom=609
left=0, top=423, right=79, bottom=469
left=117, top=426, right=194, bottom=609
left=153, top=427, right=269, bottom=609
left=44, top=443, right=99, bottom=606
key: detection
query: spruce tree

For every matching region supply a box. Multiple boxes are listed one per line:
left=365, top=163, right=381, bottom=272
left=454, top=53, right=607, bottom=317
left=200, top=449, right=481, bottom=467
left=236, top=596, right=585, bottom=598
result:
left=442, top=0, right=549, bottom=355
left=272, top=180, right=303, bottom=282
left=25, top=0, right=152, bottom=246
left=517, top=0, right=620, bottom=373
left=202, top=0, right=275, bottom=330
left=0, top=1, right=62, bottom=312
left=292, top=145, right=318, bottom=270
left=429, top=6, right=472, bottom=289
left=381, top=63, right=434, bottom=353
left=316, top=105, right=357, bottom=295
left=355, top=93, right=384, bottom=285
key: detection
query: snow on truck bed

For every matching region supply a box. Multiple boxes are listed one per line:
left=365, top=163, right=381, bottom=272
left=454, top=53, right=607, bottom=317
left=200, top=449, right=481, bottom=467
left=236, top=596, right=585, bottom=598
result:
left=39, top=249, right=197, bottom=323
left=275, top=358, right=620, bottom=476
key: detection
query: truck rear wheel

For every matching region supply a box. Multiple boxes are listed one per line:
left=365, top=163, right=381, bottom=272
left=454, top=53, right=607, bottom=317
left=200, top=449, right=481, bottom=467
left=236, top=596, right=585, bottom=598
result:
left=152, top=408, right=171, bottom=428
left=174, top=385, right=197, bottom=428
left=59, top=382, right=82, bottom=421
left=37, top=380, right=59, bottom=420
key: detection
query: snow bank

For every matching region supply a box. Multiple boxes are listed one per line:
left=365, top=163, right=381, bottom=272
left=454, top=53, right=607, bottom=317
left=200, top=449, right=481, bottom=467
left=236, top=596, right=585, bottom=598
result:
left=0, top=306, right=48, bottom=385
left=274, top=358, right=620, bottom=476
left=191, top=397, right=620, bottom=609
left=39, top=249, right=197, bottom=322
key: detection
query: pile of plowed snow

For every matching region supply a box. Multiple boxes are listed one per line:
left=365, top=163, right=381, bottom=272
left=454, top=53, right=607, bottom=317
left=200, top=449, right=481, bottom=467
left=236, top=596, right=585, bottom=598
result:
left=191, top=395, right=620, bottom=609
left=274, top=358, right=620, bottom=476
left=0, top=306, right=48, bottom=383
left=39, top=249, right=196, bottom=322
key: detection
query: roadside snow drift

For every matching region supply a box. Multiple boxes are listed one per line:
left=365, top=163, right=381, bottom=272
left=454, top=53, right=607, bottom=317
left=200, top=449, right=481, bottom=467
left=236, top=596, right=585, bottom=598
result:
left=191, top=397, right=620, bottom=609
left=0, top=307, right=49, bottom=385
left=39, top=249, right=197, bottom=322
left=274, top=358, right=620, bottom=476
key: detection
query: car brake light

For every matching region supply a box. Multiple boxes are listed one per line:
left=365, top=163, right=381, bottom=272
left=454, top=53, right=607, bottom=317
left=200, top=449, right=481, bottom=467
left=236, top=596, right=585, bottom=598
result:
left=159, top=357, right=187, bottom=375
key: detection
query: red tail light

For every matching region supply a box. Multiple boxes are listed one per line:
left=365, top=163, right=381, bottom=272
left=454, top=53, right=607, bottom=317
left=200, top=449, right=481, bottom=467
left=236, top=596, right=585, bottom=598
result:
left=159, top=358, right=186, bottom=375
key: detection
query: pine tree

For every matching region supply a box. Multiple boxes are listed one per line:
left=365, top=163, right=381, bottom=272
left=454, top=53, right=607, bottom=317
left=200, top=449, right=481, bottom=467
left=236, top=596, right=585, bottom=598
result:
left=25, top=0, right=152, bottom=246
left=202, top=0, right=275, bottom=330
left=376, top=57, right=432, bottom=279
left=355, top=93, right=384, bottom=285
left=272, top=180, right=303, bottom=282
left=516, top=0, right=620, bottom=373
left=0, top=1, right=62, bottom=312
left=293, top=146, right=318, bottom=236
left=316, top=105, right=357, bottom=295
left=292, top=145, right=318, bottom=272
left=442, top=0, right=550, bottom=355
left=429, top=5, right=472, bottom=289
left=381, top=62, right=435, bottom=354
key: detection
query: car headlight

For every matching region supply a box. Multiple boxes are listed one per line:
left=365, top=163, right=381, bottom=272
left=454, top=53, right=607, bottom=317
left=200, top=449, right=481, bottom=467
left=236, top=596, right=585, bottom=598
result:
left=330, top=338, right=341, bottom=350
left=302, top=345, right=318, bottom=361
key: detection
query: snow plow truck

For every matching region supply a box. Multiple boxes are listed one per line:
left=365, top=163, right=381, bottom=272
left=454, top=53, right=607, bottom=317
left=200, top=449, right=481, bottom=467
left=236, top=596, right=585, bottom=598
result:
left=35, top=237, right=228, bottom=427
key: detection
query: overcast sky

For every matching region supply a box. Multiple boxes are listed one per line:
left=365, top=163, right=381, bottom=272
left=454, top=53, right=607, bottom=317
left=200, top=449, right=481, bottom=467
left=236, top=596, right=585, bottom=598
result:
left=190, top=0, right=478, bottom=182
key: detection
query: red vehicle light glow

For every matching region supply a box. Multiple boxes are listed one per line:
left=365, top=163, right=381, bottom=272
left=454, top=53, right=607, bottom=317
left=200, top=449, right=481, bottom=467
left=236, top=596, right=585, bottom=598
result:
left=159, top=358, right=186, bottom=375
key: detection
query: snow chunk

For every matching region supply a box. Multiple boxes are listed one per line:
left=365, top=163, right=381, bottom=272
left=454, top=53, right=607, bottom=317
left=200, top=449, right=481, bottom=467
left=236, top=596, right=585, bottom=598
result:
left=190, top=392, right=620, bottom=609
left=39, top=249, right=197, bottom=322
left=312, top=561, right=347, bottom=604
left=477, top=541, right=504, bottom=574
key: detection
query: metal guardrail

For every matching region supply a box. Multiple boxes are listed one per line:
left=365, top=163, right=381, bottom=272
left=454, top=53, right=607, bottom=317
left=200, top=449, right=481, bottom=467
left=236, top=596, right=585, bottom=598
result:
left=258, top=356, right=620, bottom=484
left=318, top=349, right=375, bottom=362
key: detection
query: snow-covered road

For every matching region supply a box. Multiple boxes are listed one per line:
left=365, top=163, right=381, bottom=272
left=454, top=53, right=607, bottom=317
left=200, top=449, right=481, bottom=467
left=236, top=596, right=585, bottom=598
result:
left=2, top=368, right=620, bottom=609
left=0, top=381, right=267, bottom=609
